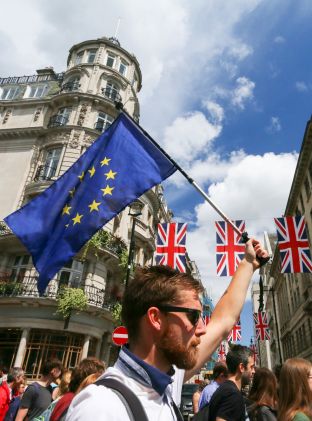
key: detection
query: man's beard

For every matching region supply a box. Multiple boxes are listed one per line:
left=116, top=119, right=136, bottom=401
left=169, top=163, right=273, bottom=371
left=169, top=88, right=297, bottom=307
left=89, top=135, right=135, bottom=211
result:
left=158, top=325, right=200, bottom=369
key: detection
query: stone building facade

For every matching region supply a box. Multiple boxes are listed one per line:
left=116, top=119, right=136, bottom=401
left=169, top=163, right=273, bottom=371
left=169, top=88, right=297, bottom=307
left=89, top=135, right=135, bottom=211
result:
left=0, top=37, right=174, bottom=377
left=252, top=118, right=312, bottom=368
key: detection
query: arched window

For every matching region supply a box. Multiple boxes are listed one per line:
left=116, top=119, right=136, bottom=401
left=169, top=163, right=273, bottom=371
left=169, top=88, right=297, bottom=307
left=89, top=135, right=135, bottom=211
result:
left=106, top=52, right=116, bottom=68
left=103, top=81, right=119, bottom=101
left=95, top=112, right=114, bottom=132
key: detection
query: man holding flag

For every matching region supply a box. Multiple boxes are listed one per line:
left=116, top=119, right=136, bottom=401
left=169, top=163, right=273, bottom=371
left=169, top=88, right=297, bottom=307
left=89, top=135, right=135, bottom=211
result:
left=5, top=111, right=269, bottom=420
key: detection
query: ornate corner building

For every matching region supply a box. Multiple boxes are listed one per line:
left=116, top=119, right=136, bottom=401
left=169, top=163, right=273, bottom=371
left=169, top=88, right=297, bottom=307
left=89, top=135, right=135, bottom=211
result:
left=252, top=118, right=312, bottom=368
left=0, top=37, right=173, bottom=377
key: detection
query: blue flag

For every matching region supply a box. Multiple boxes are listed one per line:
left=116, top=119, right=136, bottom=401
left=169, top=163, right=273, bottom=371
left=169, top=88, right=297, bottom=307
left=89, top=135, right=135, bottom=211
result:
left=5, top=113, right=177, bottom=294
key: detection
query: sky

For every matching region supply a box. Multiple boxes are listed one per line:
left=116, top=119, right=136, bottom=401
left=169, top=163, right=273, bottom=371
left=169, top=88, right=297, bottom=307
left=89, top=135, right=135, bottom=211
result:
left=1, top=0, right=311, bottom=344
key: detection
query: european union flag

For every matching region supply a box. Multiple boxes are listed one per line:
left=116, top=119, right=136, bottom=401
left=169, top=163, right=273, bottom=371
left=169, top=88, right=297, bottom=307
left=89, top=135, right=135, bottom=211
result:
left=5, top=113, right=177, bottom=294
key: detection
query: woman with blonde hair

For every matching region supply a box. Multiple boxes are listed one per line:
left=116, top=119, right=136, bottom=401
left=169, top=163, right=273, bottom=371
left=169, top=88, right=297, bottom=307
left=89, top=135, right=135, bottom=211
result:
left=278, top=358, right=312, bottom=421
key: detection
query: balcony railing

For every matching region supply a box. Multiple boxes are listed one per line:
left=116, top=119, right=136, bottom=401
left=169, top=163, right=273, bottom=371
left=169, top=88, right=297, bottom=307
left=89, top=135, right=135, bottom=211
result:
left=61, top=81, right=80, bottom=92
left=101, top=87, right=121, bottom=103
left=0, top=73, right=64, bottom=86
left=33, top=164, right=58, bottom=181
left=48, top=115, right=69, bottom=128
left=0, top=277, right=116, bottom=310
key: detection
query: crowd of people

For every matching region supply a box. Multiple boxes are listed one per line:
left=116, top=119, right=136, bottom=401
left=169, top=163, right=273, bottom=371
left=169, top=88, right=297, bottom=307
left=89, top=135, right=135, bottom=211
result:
left=0, top=357, right=105, bottom=421
left=3, top=237, right=309, bottom=421
left=192, top=347, right=312, bottom=421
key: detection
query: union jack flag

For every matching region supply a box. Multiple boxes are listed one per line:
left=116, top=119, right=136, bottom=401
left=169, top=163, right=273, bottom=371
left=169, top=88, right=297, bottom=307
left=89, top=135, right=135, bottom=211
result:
left=156, top=223, right=187, bottom=272
left=274, top=216, right=312, bottom=273
left=228, top=318, right=241, bottom=342
left=250, top=341, right=258, bottom=364
left=203, top=313, right=211, bottom=326
left=215, top=220, right=245, bottom=276
left=217, top=342, right=226, bottom=362
left=254, top=311, right=270, bottom=341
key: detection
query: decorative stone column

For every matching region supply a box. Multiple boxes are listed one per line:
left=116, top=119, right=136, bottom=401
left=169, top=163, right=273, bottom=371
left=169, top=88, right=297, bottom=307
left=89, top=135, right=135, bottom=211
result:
left=14, top=328, right=30, bottom=367
left=81, top=334, right=91, bottom=359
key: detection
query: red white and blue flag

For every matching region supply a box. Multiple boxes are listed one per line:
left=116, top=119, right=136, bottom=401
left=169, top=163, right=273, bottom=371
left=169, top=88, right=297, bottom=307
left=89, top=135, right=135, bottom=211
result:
left=228, top=318, right=241, bottom=342
left=215, top=220, right=245, bottom=276
left=217, top=342, right=226, bottom=362
left=274, top=216, right=312, bottom=273
left=156, top=223, right=187, bottom=272
left=254, top=311, right=270, bottom=341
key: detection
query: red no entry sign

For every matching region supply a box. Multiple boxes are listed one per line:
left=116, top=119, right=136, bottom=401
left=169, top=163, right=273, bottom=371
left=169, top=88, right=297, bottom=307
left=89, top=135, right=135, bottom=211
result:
left=112, top=326, right=128, bottom=346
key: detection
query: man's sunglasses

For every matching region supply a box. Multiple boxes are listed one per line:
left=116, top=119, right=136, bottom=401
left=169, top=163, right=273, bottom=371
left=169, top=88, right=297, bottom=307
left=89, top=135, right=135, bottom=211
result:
left=157, top=305, right=203, bottom=327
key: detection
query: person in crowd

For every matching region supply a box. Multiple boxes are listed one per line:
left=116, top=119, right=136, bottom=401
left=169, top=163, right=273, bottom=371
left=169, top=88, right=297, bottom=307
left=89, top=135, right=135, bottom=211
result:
left=50, top=357, right=105, bottom=421
left=192, top=382, right=206, bottom=414
left=33, top=369, right=72, bottom=421
left=66, top=238, right=268, bottom=421
left=15, top=359, right=63, bottom=421
left=74, top=372, right=103, bottom=396
left=4, top=378, right=27, bottom=421
left=208, top=344, right=255, bottom=421
left=0, top=368, right=25, bottom=421
left=278, top=358, right=312, bottom=421
left=198, top=363, right=228, bottom=410
left=247, top=367, right=278, bottom=421
left=0, top=368, right=9, bottom=384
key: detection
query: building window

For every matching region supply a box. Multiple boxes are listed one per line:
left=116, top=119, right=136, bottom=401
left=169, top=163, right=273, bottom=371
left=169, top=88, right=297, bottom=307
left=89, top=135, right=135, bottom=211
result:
left=10, top=255, right=32, bottom=282
left=61, top=77, right=80, bottom=92
left=38, top=147, right=62, bottom=180
left=28, top=84, right=48, bottom=98
left=103, top=82, right=119, bottom=101
left=119, top=59, right=128, bottom=76
left=0, top=86, right=20, bottom=100
left=48, top=107, right=71, bottom=127
left=106, top=53, right=116, bottom=68
left=87, top=49, right=97, bottom=64
left=95, top=112, right=114, bottom=132
left=58, top=259, right=84, bottom=288
left=75, top=51, right=84, bottom=65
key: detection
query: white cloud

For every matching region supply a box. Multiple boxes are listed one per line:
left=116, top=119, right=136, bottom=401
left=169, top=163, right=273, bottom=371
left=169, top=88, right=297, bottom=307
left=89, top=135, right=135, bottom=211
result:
left=228, top=43, right=253, bottom=61
left=231, top=77, right=255, bottom=109
left=274, top=35, right=285, bottom=44
left=295, top=81, right=309, bottom=92
left=161, top=112, right=222, bottom=164
left=186, top=151, right=298, bottom=301
left=203, top=101, right=224, bottom=124
left=266, top=116, right=282, bottom=133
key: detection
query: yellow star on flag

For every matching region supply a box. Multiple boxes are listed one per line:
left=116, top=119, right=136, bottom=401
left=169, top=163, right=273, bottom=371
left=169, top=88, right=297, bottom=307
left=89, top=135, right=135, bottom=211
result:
left=69, top=188, right=75, bottom=197
left=101, top=185, right=114, bottom=196
left=78, top=171, right=85, bottom=181
left=105, top=169, right=117, bottom=180
left=88, top=200, right=101, bottom=212
left=88, top=166, right=96, bottom=177
left=62, top=204, right=71, bottom=215
left=72, top=213, right=83, bottom=225
left=100, top=157, right=111, bottom=166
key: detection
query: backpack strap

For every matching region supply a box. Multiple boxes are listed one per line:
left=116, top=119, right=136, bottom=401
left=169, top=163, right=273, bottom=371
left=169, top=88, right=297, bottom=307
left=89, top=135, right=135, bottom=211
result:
left=95, top=377, right=149, bottom=421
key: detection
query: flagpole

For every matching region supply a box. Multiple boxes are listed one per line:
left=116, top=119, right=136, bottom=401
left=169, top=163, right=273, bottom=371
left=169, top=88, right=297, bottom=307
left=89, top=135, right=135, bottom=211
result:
left=118, top=108, right=242, bottom=237
left=117, top=106, right=270, bottom=266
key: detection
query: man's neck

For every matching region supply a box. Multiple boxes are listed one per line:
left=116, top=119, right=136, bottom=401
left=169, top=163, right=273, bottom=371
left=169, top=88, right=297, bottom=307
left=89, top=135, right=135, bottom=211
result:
left=36, top=375, right=51, bottom=387
left=128, top=343, right=171, bottom=373
left=227, top=374, right=241, bottom=390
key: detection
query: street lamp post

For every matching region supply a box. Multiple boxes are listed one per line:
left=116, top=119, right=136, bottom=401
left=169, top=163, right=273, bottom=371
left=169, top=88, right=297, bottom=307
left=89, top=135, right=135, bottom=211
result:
left=125, top=201, right=143, bottom=288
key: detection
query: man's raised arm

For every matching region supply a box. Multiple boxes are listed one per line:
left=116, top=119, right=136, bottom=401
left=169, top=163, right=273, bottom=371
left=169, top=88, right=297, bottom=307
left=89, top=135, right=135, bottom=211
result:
left=185, top=238, right=268, bottom=381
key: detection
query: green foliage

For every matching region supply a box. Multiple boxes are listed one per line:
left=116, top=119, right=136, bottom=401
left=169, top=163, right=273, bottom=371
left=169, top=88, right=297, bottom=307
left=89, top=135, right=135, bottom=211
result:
left=111, top=302, right=122, bottom=326
left=0, top=281, right=23, bottom=296
left=81, top=229, right=127, bottom=261
left=56, top=287, right=88, bottom=319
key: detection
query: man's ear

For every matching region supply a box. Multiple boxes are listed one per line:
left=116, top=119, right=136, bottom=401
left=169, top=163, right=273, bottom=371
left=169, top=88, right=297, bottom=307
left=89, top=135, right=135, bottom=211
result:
left=146, top=307, right=163, bottom=332
left=238, top=362, right=245, bottom=374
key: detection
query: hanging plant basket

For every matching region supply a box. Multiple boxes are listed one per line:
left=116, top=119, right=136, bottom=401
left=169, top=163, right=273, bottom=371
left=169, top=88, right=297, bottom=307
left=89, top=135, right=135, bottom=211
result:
left=56, top=287, right=88, bottom=328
